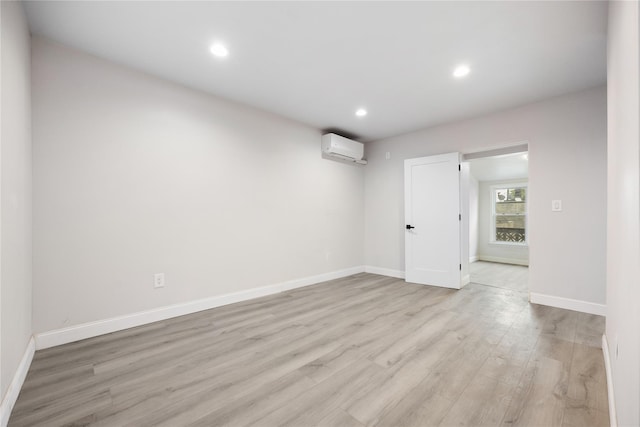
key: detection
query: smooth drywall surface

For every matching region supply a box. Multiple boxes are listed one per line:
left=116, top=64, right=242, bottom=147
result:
left=606, top=1, right=640, bottom=425
left=477, top=179, right=529, bottom=265
left=1, top=1, right=33, bottom=398
left=364, top=86, right=606, bottom=305
left=32, top=37, right=364, bottom=333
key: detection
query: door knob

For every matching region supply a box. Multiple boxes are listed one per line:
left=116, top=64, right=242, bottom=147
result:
left=406, top=225, right=415, bottom=230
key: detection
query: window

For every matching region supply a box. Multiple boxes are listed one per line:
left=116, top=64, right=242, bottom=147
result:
left=491, top=184, right=527, bottom=244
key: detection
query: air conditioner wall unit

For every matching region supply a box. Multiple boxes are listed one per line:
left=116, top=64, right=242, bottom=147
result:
left=321, top=133, right=367, bottom=164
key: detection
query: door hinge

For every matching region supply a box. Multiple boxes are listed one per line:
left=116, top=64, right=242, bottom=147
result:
left=458, top=164, right=461, bottom=171
left=459, top=264, right=462, bottom=271
left=459, top=214, right=461, bottom=221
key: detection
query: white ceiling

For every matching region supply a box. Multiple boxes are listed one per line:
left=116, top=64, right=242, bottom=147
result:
left=468, top=152, right=529, bottom=182
left=24, top=1, right=607, bottom=142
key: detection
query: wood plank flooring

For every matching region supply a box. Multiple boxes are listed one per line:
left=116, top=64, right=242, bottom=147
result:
left=9, top=273, right=607, bottom=426
left=470, top=261, right=529, bottom=292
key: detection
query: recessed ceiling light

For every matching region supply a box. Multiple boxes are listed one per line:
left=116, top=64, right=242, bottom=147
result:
left=210, top=43, right=229, bottom=58
left=355, top=108, right=367, bottom=117
left=453, top=64, right=470, bottom=78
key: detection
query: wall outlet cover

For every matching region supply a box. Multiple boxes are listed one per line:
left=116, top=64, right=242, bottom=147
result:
left=154, top=273, right=165, bottom=288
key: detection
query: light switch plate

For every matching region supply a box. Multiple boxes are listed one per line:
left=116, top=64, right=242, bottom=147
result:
left=552, top=200, right=562, bottom=212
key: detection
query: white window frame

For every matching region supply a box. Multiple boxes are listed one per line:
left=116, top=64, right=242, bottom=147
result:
left=490, top=183, right=528, bottom=246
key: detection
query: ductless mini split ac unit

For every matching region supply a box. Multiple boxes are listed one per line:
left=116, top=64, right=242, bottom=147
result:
left=321, top=133, right=367, bottom=165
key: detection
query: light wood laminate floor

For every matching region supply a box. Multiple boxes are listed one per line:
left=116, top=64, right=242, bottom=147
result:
left=10, top=273, right=607, bottom=427
left=470, top=261, right=529, bottom=292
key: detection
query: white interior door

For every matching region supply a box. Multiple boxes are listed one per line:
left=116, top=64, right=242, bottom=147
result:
left=405, top=152, right=461, bottom=288
left=460, top=162, right=471, bottom=287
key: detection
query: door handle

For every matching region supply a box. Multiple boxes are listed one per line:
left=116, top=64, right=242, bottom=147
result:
left=406, top=225, right=415, bottom=230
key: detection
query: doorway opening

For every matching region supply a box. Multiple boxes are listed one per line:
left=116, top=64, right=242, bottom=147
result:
left=463, top=148, right=529, bottom=293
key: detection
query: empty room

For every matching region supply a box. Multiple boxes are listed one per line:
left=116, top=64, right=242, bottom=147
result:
left=1, top=1, right=639, bottom=426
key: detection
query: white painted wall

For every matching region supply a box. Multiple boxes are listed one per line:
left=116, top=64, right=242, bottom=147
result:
left=468, top=171, right=479, bottom=262
left=1, top=1, right=33, bottom=400
left=606, top=1, right=640, bottom=425
left=477, top=179, right=529, bottom=265
left=364, top=86, right=606, bottom=306
left=31, top=37, right=365, bottom=334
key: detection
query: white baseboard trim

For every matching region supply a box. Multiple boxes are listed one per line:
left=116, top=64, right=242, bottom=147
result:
left=364, top=265, right=405, bottom=279
left=35, top=266, right=365, bottom=350
left=529, top=292, right=606, bottom=316
left=469, top=256, right=479, bottom=263
left=0, top=337, right=35, bottom=427
left=275, top=266, right=365, bottom=292
left=478, top=255, right=529, bottom=266
left=602, top=334, right=617, bottom=427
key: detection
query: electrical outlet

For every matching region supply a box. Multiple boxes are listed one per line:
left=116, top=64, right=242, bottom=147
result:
left=551, top=200, right=562, bottom=212
left=385, top=152, right=391, bottom=160
left=154, top=273, right=165, bottom=288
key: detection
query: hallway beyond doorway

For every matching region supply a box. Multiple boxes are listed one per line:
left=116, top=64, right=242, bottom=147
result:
left=470, top=261, right=528, bottom=292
